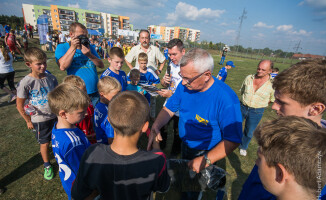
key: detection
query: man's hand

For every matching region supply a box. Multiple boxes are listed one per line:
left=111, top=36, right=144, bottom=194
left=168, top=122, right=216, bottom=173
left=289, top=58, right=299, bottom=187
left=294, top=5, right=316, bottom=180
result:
left=26, top=121, right=34, bottom=130
left=162, top=74, right=171, bottom=86
left=188, top=155, right=208, bottom=173
left=147, top=125, right=163, bottom=151
left=81, top=44, right=91, bottom=57
left=157, top=89, right=172, bottom=98
left=70, top=36, right=80, bottom=50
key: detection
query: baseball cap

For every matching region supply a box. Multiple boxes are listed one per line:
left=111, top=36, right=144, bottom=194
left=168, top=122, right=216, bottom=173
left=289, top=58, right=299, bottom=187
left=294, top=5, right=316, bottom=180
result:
left=226, top=61, right=236, bottom=68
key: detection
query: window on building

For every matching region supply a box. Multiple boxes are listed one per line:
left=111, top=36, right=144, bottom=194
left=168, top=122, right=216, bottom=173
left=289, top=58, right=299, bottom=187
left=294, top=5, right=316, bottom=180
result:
left=83, top=19, right=85, bottom=21
left=55, top=15, right=58, bottom=18
left=56, top=20, right=58, bottom=23
left=54, top=9, right=57, bottom=12
left=33, top=14, right=35, bottom=17
left=38, top=9, right=40, bottom=12
left=32, top=9, right=34, bottom=12
left=57, top=25, right=59, bottom=28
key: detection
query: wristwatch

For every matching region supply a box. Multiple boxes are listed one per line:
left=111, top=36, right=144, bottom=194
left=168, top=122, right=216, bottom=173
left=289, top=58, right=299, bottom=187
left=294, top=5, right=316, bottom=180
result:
left=158, top=69, right=162, bottom=73
left=204, top=153, right=211, bottom=166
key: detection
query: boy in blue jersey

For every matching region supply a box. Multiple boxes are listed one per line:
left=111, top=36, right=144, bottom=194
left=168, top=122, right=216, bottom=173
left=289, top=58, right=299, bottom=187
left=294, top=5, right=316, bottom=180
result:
left=71, top=91, right=170, bottom=200
left=94, top=76, right=121, bottom=144
left=254, top=116, right=326, bottom=200
left=217, top=61, right=235, bottom=82
left=100, top=47, right=127, bottom=91
left=238, top=59, right=326, bottom=200
left=48, top=84, right=91, bottom=200
left=126, top=69, right=146, bottom=95
left=16, top=48, right=58, bottom=181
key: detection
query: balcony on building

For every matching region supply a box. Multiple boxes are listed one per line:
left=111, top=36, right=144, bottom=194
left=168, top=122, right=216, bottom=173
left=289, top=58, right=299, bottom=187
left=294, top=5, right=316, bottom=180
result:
left=123, top=19, right=129, bottom=24
left=86, top=12, right=101, bottom=20
left=111, top=17, right=119, bottom=22
left=86, top=18, right=101, bottom=24
left=43, top=9, right=51, bottom=16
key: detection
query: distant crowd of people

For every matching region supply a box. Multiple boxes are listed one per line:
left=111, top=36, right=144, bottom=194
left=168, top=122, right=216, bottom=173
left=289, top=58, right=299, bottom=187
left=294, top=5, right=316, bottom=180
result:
left=0, top=21, right=326, bottom=200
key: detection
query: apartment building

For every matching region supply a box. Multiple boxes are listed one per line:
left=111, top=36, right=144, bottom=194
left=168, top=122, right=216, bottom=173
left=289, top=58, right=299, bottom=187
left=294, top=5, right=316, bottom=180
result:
left=22, top=3, right=131, bottom=37
left=148, top=25, right=200, bottom=42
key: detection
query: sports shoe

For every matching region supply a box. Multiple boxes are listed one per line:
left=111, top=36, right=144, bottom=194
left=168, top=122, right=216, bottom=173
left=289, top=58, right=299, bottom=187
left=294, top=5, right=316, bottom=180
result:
left=44, top=165, right=54, bottom=180
left=9, top=94, right=17, bottom=103
left=240, top=149, right=247, bottom=156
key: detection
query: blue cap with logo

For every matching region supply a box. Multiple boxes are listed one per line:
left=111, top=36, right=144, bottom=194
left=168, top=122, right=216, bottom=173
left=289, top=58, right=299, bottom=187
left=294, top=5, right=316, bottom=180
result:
left=226, top=61, right=236, bottom=68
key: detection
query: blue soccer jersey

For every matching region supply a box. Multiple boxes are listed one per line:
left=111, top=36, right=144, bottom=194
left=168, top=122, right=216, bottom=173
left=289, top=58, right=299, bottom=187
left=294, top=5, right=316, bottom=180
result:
left=100, top=68, right=127, bottom=91
left=94, top=102, right=108, bottom=144
left=127, top=69, right=160, bottom=86
left=51, top=124, right=91, bottom=200
left=217, top=67, right=228, bottom=82
left=165, top=77, right=242, bottom=150
left=100, top=116, right=114, bottom=139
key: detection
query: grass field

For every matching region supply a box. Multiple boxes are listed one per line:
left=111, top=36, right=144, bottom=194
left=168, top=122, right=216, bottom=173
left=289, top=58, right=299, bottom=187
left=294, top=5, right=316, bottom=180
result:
left=0, top=38, right=294, bottom=200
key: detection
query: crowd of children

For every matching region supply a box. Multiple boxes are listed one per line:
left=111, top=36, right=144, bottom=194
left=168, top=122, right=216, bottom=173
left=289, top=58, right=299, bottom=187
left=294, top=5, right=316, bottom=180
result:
left=3, top=32, right=325, bottom=200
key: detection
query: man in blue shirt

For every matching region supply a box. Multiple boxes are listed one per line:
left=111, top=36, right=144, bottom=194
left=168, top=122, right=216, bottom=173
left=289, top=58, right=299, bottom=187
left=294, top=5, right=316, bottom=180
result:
left=217, top=60, right=236, bottom=82
left=147, top=48, right=242, bottom=199
left=55, top=22, right=104, bottom=106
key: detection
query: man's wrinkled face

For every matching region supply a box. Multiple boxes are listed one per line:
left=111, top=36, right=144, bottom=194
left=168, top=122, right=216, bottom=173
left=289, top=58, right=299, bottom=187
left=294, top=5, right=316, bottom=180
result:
left=139, top=32, right=150, bottom=48
left=256, top=61, right=272, bottom=78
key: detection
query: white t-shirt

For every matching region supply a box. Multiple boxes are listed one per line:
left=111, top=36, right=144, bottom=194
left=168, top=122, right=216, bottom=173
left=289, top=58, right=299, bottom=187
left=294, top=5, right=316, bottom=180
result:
left=59, top=33, right=66, bottom=43
left=46, top=34, right=52, bottom=42
left=0, top=50, right=14, bottom=74
left=164, top=62, right=182, bottom=116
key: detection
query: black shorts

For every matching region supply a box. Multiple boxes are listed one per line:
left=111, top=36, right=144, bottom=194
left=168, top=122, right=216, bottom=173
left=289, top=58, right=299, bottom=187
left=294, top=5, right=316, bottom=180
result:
left=0, top=71, right=16, bottom=91
left=32, top=118, right=57, bottom=144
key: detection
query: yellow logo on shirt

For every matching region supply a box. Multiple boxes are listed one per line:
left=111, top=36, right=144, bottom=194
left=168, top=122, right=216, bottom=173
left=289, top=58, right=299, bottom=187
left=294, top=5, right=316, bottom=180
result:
left=196, top=114, right=209, bottom=125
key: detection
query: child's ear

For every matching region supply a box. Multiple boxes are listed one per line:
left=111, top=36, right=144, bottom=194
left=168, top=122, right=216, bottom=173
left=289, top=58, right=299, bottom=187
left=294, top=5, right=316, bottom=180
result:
left=309, top=103, right=326, bottom=116
left=275, top=163, right=290, bottom=184
left=141, top=121, right=149, bottom=133
left=25, top=62, right=31, bottom=67
left=99, top=92, right=104, bottom=97
left=58, top=110, right=67, bottom=119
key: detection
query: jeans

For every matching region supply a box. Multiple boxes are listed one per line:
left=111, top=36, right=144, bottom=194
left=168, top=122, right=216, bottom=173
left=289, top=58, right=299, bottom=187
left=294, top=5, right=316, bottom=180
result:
left=219, top=56, right=225, bottom=65
left=240, top=103, right=265, bottom=150
left=48, top=41, right=52, bottom=52
left=88, top=91, right=100, bottom=107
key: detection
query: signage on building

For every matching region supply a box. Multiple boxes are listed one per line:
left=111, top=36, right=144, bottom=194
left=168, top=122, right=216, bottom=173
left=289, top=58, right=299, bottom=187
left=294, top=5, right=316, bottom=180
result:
left=150, top=34, right=162, bottom=39
left=37, top=15, right=49, bottom=45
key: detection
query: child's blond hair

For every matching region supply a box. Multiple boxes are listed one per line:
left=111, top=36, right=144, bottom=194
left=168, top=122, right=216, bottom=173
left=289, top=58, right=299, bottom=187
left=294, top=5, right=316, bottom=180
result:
left=138, top=52, right=148, bottom=62
left=24, top=47, right=47, bottom=63
left=63, top=75, right=86, bottom=89
left=48, top=84, right=90, bottom=115
left=98, top=77, right=122, bottom=94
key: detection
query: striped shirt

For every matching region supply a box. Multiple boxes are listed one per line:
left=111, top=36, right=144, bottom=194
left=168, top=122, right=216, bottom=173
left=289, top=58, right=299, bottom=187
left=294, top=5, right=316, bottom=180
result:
left=240, top=74, right=275, bottom=108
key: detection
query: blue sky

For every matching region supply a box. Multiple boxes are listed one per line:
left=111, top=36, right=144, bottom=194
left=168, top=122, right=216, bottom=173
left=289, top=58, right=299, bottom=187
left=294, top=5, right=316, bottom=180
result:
left=1, top=0, right=326, bottom=55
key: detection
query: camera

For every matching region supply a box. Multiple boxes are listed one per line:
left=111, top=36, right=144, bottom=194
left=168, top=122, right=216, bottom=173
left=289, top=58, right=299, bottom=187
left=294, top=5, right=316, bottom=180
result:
left=77, top=35, right=90, bottom=47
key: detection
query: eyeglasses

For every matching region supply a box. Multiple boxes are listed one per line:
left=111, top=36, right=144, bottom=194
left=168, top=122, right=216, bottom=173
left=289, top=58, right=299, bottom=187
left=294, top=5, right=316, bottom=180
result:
left=178, top=71, right=208, bottom=85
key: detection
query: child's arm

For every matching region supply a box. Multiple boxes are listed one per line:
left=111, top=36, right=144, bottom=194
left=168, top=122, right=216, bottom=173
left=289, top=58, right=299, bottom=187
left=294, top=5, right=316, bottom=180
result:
left=16, top=97, right=34, bottom=129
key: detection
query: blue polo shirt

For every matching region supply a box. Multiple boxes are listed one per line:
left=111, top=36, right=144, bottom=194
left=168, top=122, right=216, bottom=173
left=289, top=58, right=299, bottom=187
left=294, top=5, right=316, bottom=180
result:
left=217, top=67, right=228, bottom=82
left=165, top=77, right=242, bottom=150
left=100, top=68, right=127, bottom=91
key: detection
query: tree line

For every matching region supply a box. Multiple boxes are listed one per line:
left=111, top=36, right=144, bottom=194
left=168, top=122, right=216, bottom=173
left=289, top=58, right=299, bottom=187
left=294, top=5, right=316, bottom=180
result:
left=0, top=15, right=25, bottom=31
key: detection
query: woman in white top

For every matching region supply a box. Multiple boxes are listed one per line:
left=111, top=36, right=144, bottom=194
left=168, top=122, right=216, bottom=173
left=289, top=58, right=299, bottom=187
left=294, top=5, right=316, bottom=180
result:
left=0, top=41, right=16, bottom=102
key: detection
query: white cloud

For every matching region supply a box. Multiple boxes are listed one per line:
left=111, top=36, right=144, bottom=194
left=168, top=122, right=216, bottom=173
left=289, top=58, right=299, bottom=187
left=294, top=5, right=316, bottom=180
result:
left=302, top=0, right=326, bottom=8
left=222, top=29, right=236, bottom=36
left=276, top=25, right=312, bottom=36
left=166, top=2, right=225, bottom=25
left=219, top=22, right=228, bottom=26
left=276, top=25, right=293, bottom=32
left=67, top=3, right=80, bottom=8
left=253, top=22, right=274, bottom=29
left=298, top=1, right=305, bottom=6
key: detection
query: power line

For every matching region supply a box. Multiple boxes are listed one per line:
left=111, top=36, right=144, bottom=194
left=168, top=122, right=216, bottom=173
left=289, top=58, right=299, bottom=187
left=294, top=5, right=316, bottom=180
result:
left=235, top=8, right=247, bottom=54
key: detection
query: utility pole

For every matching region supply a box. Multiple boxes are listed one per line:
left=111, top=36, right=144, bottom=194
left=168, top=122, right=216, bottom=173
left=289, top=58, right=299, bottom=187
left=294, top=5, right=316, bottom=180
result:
left=291, top=40, right=302, bottom=64
left=235, top=8, right=247, bottom=56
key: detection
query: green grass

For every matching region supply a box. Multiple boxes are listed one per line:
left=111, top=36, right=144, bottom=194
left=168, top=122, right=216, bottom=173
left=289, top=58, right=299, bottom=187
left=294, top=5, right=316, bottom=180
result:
left=0, top=38, right=294, bottom=200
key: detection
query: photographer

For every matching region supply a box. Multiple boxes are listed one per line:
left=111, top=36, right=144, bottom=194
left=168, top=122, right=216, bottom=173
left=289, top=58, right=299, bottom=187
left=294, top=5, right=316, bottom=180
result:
left=55, top=22, right=104, bottom=106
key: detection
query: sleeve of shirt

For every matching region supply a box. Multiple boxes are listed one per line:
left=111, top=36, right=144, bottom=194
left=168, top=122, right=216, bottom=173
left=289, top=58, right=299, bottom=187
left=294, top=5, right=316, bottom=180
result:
left=16, top=79, right=29, bottom=99
left=125, top=46, right=136, bottom=63
left=269, top=87, right=275, bottom=103
left=165, top=83, right=182, bottom=113
left=55, top=43, right=68, bottom=63
left=218, top=101, right=243, bottom=144
left=90, top=45, right=100, bottom=59
left=155, top=47, right=166, bottom=63
left=101, top=118, right=114, bottom=138
left=239, top=75, right=249, bottom=95
left=71, top=148, right=94, bottom=199
left=152, top=151, right=171, bottom=193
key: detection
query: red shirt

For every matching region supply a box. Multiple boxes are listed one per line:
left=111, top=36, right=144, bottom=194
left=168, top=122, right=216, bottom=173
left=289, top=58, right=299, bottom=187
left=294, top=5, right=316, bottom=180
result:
left=76, top=104, right=96, bottom=144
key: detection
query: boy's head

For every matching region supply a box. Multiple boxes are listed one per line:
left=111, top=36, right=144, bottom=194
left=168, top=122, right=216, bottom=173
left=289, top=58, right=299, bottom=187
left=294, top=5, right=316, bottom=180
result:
left=129, top=69, right=140, bottom=85
left=138, top=52, right=148, bottom=70
left=24, top=47, right=47, bottom=73
left=272, top=67, right=279, bottom=74
left=272, top=59, right=326, bottom=119
left=48, top=84, right=90, bottom=124
left=98, top=77, right=121, bottom=104
left=62, top=75, right=86, bottom=92
left=254, top=116, right=326, bottom=198
left=108, top=47, right=124, bottom=72
left=225, top=61, right=236, bottom=69
left=108, top=91, right=149, bottom=136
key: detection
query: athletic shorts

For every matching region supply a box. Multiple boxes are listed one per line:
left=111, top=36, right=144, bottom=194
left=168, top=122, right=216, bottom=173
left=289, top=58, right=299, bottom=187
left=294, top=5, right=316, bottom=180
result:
left=32, top=118, right=57, bottom=144
left=8, top=45, right=17, bottom=52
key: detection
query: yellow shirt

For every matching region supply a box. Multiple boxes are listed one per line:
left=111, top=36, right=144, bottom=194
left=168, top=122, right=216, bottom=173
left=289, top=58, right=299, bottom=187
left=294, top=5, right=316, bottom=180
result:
left=240, top=74, right=275, bottom=108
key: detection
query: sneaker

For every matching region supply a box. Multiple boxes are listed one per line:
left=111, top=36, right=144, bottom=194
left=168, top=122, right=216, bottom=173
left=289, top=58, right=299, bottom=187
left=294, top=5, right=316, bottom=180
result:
left=9, top=94, right=17, bottom=103
left=240, top=149, right=247, bottom=156
left=44, top=165, right=54, bottom=180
